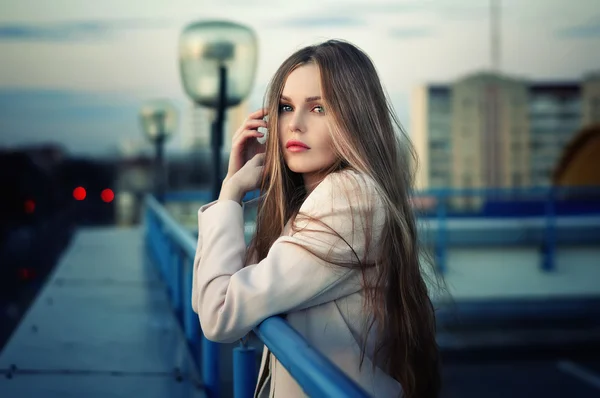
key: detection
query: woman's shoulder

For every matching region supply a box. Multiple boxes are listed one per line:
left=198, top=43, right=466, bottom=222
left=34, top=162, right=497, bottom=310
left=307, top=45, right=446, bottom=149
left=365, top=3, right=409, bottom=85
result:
left=303, top=169, right=382, bottom=213
left=322, top=169, right=379, bottom=198
left=296, top=169, right=386, bottom=249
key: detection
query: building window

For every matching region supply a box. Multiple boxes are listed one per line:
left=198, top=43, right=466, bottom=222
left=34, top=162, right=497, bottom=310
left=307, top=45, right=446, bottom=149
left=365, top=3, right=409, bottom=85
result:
left=430, top=140, right=448, bottom=150
left=531, top=95, right=559, bottom=113
left=430, top=99, right=451, bottom=114
left=530, top=140, right=542, bottom=151
left=429, top=126, right=449, bottom=139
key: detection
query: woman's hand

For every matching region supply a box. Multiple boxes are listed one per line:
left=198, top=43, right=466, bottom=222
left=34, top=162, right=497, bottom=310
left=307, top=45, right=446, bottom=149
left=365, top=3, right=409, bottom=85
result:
left=223, top=108, right=267, bottom=185
left=219, top=153, right=265, bottom=203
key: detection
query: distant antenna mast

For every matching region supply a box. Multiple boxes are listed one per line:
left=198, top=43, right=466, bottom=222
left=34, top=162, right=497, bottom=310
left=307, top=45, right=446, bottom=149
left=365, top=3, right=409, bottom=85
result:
left=490, top=0, right=500, bottom=72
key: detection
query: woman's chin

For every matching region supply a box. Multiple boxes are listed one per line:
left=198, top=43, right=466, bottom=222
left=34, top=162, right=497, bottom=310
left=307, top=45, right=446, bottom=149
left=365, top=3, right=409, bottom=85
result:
left=286, top=162, right=309, bottom=174
left=286, top=160, right=335, bottom=177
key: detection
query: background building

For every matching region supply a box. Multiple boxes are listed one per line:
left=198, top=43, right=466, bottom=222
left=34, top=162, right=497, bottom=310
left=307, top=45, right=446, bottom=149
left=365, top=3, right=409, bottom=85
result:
left=451, top=73, right=529, bottom=191
left=411, top=71, right=600, bottom=192
left=528, top=82, right=580, bottom=186
left=411, top=85, right=451, bottom=190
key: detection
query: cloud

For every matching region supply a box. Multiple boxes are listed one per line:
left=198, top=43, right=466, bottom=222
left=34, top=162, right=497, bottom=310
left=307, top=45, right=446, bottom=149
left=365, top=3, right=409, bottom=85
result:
left=434, top=2, right=490, bottom=21
left=0, top=19, right=173, bottom=42
left=389, top=27, right=435, bottom=39
left=278, top=16, right=367, bottom=29
left=336, top=1, right=486, bottom=20
left=555, top=18, right=600, bottom=39
left=276, top=1, right=485, bottom=31
left=340, top=1, right=427, bottom=15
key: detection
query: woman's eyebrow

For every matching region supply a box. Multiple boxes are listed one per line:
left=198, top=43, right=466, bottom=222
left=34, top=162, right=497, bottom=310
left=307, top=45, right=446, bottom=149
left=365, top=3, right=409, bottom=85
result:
left=280, top=95, right=322, bottom=103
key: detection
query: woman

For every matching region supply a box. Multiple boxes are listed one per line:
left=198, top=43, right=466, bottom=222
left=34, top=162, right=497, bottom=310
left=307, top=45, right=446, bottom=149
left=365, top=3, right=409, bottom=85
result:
left=192, top=39, right=441, bottom=398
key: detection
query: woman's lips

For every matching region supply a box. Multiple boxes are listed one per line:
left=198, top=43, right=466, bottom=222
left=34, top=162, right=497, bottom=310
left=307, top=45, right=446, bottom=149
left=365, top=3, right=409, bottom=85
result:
left=286, top=145, right=309, bottom=153
left=285, top=140, right=310, bottom=152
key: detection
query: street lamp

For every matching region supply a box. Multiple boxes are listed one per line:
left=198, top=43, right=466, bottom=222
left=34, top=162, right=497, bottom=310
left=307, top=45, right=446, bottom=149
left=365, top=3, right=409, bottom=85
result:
left=179, top=20, right=258, bottom=200
left=139, top=99, right=178, bottom=202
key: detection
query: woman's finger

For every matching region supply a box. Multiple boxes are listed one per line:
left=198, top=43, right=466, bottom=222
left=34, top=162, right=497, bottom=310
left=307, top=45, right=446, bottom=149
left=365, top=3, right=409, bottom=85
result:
left=243, top=119, right=268, bottom=130
left=233, top=130, right=264, bottom=149
left=248, top=108, right=268, bottom=120
left=232, top=116, right=267, bottom=141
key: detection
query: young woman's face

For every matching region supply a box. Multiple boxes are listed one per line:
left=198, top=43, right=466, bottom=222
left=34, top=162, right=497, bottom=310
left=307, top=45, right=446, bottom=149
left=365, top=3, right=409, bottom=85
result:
left=278, top=63, right=337, bottom=186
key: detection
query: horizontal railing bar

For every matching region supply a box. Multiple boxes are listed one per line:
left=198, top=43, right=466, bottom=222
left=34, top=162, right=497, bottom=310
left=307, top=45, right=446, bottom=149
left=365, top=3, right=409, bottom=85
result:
left=145, top=195, right=196, bottom=259
left=254, top=317, right=370, bottom=398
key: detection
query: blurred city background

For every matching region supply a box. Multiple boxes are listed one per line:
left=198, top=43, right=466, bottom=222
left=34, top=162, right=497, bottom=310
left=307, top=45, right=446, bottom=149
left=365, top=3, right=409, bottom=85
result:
left=1, top=0, right=600, bottom=397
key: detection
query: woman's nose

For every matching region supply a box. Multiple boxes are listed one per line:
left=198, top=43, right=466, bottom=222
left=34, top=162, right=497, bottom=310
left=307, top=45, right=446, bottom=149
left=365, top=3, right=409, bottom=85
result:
left=288, top=113, right=305, bottom=133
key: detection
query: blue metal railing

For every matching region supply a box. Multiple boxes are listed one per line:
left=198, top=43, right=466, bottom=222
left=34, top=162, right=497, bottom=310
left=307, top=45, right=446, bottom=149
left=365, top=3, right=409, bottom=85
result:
left=165, top=186, right=600, bottom=217
left=411, top=186, right=600, bottom=273
left=165, top=186, right=600, bottom=274
left=412, top=186, right=600, bottom=217
left=143, top=195, right=370, bottom=398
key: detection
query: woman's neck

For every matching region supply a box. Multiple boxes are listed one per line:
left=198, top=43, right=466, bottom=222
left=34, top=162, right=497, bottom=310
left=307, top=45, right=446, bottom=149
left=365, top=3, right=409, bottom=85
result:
left=302, top=171, right=328, bottom=195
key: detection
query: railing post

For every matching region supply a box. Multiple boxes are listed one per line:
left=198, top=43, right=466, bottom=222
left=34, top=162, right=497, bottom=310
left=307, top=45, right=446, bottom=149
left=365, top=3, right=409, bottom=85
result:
left=542, top=186, right=556, bottom=271
left=184, top=257, right=200, bottom=347
left=172, top=247, right=182, bottom=318
left=435, top=190, right=447, bottom=274
left=147, top=211, right=157, bottom=268
left=202, top=336, right=220, bottom=398
left=181, top=251, right=220, bottom=398
left=157, top=223, right=166, bottom=279
left=162, top=226, right=170, bottom=281
left=144, top=208, right=152, bottom=260
left=143, top=204, right=151, bottom=249
left=234, top=342, right=257, bottom=398
left=153, top=217, right=163, bottom=272
left=165, top=239, right=174, bottom=298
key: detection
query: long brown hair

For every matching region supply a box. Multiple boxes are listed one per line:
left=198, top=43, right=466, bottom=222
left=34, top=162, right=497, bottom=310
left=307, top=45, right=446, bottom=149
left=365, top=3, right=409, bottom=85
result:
left=247, top=39, right=442, bottom=398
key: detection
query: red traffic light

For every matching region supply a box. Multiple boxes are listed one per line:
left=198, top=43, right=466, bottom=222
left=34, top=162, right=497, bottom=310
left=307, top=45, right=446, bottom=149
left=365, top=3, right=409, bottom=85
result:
left=24, top=199, right=35, bottom=214
left=18, top=267, right=35, bottom=280
left=73, top=186, right=86, bottom=201
left=101, top=189, right=114, bottom=203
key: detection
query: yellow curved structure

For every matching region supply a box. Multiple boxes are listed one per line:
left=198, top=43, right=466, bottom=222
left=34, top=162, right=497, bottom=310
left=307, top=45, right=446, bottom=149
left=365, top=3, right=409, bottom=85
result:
left=553, top=123, right=600, bottom=186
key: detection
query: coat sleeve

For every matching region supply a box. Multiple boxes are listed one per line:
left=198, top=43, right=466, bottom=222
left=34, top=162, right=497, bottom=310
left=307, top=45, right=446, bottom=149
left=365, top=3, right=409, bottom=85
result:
left=193, top=171, right=383, bottom=343
left=191, top=200, right=251, bottom=315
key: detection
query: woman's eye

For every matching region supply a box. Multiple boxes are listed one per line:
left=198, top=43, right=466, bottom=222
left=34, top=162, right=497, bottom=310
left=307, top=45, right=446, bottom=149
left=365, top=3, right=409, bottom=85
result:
left=279, top=104, right=293, bottom=112
left=313, top=105, right=325, bottom=113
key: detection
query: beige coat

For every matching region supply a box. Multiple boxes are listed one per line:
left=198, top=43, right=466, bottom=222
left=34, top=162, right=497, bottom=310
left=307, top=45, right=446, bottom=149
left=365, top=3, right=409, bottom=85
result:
left=191, top=170, right=403, bottom=397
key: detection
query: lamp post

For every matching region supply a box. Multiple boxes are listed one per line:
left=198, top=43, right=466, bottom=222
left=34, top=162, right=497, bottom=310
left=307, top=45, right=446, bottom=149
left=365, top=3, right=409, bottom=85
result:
left=139, top=99, right=178, bottom=203
left=178, top=20, right=258, bottom=201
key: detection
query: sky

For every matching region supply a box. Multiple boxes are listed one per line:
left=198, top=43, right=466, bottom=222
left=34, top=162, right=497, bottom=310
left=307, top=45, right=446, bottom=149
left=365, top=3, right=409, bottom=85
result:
left=0, top=0, right=599, bottom=157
